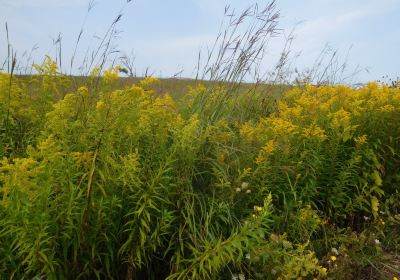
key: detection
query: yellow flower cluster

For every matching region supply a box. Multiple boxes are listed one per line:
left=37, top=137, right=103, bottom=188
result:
left=354, top=134, right=367, bottom=145
left=77, top=86, right=89, bottom=96
left=255, top=140, right=276, bottom=164
left=239, top=122, right=256, bottom=142
left=72, top=151, right=94, bottom=168
left=139, top=76, right=160, bottom=89
left=329, top=108, right=351, bottom=129
left=269, top=117, right=299, bottom=136
left=379, top=104, right=395, bottom=112
left=207, top=120, right=234, bottom=143
left=0, top=157, right=40, bottom=205
left=96, top=101, right=106, bottom=110
left=102, top=66, right=121, bottom=84
left=302, top=124, right=326, bottom=140
left=237, top=82, right=400, bottom=168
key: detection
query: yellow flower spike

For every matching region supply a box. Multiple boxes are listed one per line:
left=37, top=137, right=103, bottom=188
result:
left=239, top=122, right=256, bottom=142
left=255, top=140, right=275, bottom=164
left=96, top=101, right=106, bottom=110
left=254, top=206, right=263, bottom=212
left=139, top=76, right=160, bottom=89
left=354, top=134, right=367, bottom=145
left=217, top=152, right=226, bottom=163
left=330, top=256, right=337, bottom=262
left=379, top=104, right=395, bottom=112
left=90, top=66, right=100, bottom=77
left=103, top=66, right=121, bottom=83
left=77, top=86, right=89, bottom=96
left=302, top=124, right=326, bottom=141
left=329, top=108, right=351, bottom=129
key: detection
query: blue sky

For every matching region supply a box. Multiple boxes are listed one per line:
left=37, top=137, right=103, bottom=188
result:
left=1, top=0, right=399, bottom=82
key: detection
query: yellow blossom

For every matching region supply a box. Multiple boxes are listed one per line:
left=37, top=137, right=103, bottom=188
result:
left=239, top=122, right=256, bottom=142
left=255, top=140, right=275, bottom=164
left=330, top=256, right=337, bottom=262
left=96, top=101, right=106, bottom=110
left=319, top=102, right=330, bottom=111
left=296, top=95, right=320, bottom=110
left=0, top=157, right=40, bottom=204
left=72, top=151, right=94, bottom=168
left=90, top=66, right=100, bottom=77
left=302, top=124, right=326, bottom=140
left=330, top=108, right=351, bottom=129
left=139, top=76, right=160, bottom=89
left=217, top=152, right=225, bottom=163
left=77, top=86, right=89, bottom=96
left=354, top=134, right=367, bottom=145
left=379, top=104, right=395, bottom=112
left=278, top=101, right=303, bottom=119
left=269, top=118, right=299, bottom=136
left=103, top=66, right=121, bottom=83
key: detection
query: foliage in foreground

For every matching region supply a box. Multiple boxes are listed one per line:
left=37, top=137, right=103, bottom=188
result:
left=0, top=61, right=400, bottom=279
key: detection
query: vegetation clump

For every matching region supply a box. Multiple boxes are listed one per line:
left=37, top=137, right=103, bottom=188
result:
left=0, top=59, right=399, bottom=279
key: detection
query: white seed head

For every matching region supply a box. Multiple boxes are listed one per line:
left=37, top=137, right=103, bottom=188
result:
left=331, top=247, right=339, bottom=255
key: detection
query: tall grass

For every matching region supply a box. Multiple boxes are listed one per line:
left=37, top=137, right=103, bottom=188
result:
left=0, top=59, right=399, bottom=279
left=0, top=1, right=400, bottom=279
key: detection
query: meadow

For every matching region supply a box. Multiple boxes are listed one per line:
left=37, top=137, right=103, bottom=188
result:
left=0, top=57, right=399, bottom=279
left=1, top=1, right=400, bottom=279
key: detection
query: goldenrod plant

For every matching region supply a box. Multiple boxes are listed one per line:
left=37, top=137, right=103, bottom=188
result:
left=0, top=58, right=399, bottom=279
left=1, top=0, right=400, bottom=277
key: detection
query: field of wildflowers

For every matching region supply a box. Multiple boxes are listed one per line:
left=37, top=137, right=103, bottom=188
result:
left=0, top=58, right=399, bottom=279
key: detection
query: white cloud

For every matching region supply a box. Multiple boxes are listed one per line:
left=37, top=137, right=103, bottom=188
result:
left=297, top=0, right=398, bottom=38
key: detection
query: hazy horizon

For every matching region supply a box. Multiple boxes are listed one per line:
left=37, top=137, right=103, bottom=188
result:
left=1, top=0, right=399, bottom=83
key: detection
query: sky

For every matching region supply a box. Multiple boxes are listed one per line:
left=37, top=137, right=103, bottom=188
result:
left=1, top=0, right=399, bottom=83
